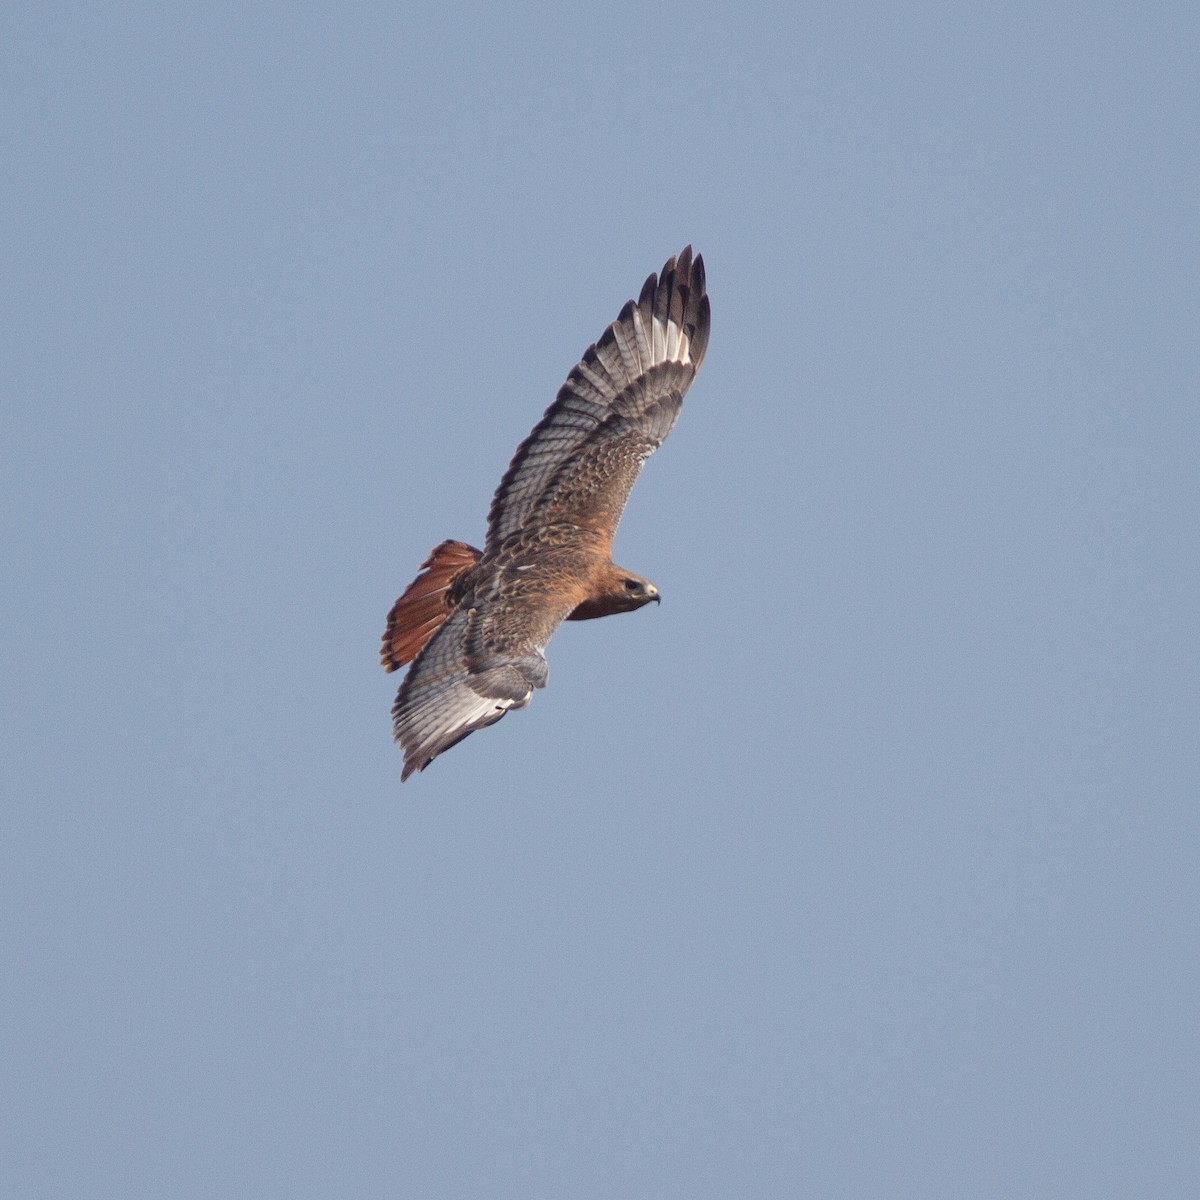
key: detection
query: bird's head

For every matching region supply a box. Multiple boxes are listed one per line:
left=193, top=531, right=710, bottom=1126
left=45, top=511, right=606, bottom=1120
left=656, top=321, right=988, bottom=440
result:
left=566, top=564, right=661, bottom=621
left=616, top=573, right=660, bottom=610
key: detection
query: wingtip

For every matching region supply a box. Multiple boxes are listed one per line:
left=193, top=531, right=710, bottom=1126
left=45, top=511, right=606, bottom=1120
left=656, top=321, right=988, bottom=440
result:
left=638, top=270, right=657, bottom=310
left=658, top=245, right=710, bottom=370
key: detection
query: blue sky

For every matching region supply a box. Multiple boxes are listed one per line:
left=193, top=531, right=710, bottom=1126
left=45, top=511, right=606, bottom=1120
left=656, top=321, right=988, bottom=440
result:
left=3, top=3, right=1197, bottom=1196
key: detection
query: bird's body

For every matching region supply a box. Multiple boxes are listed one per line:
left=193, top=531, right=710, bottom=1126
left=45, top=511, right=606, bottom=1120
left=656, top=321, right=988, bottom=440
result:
left=382, top=248, right=710, bottom=779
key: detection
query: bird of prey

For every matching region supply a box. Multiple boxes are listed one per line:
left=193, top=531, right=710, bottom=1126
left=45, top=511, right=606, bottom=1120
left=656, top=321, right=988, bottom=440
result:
left=381, top=247, right=710, bottom=779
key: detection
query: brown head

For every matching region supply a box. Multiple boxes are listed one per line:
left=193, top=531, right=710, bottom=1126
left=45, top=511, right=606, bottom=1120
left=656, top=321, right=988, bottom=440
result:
left=566, top=562, right=660, bottom=621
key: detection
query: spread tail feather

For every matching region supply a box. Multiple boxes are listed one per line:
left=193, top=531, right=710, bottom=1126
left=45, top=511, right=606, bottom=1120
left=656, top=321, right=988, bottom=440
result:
left=380, top=540, right=481, bottom=672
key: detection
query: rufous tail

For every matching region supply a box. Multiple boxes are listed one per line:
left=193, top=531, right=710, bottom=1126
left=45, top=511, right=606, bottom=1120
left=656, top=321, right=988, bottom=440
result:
left=380, top=540, right=481, bottom=672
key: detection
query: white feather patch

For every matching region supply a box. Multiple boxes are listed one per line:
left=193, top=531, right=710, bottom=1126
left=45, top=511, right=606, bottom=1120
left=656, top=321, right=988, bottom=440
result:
left=651, top=317, right=691, bottom=366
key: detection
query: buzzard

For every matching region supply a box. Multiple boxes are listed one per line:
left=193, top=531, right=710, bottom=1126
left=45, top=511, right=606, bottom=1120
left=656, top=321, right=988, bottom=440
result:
left=381, top=247, right=710, bottom=779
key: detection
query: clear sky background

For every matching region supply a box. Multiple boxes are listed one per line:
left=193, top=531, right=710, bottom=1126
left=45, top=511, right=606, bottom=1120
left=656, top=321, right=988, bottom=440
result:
left=3, top=3, right=1197, bottom=1197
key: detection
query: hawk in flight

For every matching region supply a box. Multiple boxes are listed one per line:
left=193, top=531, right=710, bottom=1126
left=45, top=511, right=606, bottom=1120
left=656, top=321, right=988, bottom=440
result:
left=381, top=247, right=710, bottom=779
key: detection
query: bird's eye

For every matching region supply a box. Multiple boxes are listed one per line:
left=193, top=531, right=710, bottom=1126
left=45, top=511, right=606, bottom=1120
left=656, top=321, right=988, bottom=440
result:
left=623, top=579, right=640, bottom=592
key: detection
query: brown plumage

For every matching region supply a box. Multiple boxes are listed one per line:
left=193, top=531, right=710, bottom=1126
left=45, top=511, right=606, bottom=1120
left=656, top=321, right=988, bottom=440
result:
left=381, top=540, right=482, bottom=670
left=381, top=247, right=710, bottom=780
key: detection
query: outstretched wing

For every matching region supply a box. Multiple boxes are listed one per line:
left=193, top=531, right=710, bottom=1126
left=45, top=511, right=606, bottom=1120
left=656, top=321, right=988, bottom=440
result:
left=485, top=247, right=710, bottom=553
left=390, top=565, right=583, bottom=780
